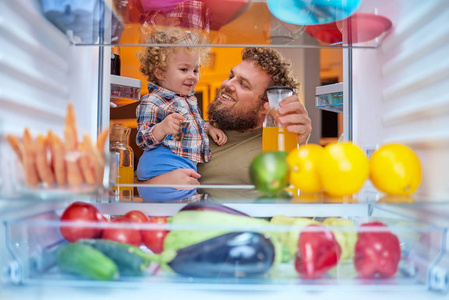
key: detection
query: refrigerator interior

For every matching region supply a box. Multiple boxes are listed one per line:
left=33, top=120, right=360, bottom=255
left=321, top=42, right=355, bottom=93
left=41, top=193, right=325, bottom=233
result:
left=0, top=0, right=449, bottom=298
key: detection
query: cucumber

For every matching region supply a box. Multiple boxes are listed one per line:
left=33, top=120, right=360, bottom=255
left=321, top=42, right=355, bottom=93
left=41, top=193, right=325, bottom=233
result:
left=79, top=239, right=150, bottom=276
left=56, top=242, right=118, bottom=281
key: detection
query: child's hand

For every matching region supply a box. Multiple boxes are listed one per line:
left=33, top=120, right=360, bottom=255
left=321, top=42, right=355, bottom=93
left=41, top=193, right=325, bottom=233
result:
left=160, top=113, right=186, bottom=136
left=207, top=125, right=227, bottom=146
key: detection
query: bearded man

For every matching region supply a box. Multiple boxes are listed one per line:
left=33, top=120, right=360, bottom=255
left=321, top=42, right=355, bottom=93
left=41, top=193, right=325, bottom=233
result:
left=139, top=47, right=311, bottom=190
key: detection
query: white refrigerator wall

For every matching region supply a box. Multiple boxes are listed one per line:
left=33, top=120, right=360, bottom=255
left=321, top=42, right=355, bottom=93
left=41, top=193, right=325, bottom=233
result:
left=351, top=0, right=449, bottom=200
left=0, top=0, right=105, bottom=195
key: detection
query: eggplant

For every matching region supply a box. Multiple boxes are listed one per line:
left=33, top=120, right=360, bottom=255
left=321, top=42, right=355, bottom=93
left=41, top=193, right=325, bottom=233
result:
left=180, top=202, right=249, bottom=216
left=167, top=232, right=275, bottom=278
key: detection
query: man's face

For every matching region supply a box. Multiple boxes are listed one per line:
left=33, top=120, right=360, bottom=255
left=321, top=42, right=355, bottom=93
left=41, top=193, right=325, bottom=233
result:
left=208, top=60, right=270, bottom=131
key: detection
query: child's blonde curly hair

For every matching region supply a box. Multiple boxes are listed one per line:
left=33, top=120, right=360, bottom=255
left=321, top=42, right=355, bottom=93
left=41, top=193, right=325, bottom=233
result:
left=242, top=47, right=300, bottom=96
left=138, top=29, right=211, bottom=84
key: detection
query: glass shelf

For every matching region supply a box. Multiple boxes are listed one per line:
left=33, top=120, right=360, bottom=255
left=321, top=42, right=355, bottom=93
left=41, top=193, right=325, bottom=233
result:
left=38, top=0, right=392, bottom=49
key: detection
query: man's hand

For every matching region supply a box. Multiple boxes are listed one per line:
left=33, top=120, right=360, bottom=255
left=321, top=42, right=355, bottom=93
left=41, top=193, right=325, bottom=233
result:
left=265, top=95, right=312, bottom=145
left=140, top=168, right=201, bottom=190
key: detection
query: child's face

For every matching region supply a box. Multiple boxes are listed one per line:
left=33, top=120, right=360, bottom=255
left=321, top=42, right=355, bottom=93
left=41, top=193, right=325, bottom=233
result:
left=157, top=49, right=201, bottom=96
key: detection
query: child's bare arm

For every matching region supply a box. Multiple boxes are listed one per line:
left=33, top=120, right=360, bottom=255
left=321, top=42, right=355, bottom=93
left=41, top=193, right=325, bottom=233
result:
left=207, top=125, right=227, bottom=146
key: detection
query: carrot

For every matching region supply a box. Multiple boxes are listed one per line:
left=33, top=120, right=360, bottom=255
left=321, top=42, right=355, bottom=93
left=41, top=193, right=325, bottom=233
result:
left=79, top=135, right=97, bottom=186
left=95, top=129, right=109, bottom=186
left=48, top=131, right=67, bottom=186
left=64, top=105, right=84, bottom=186
left=21, top=129, right=40, bottom=187
left=96, top=128, right=109, bottom=155
left=35, top=134, right=55, bottom=186
left=7, top=135, right=23, bottom=163
left=85, top=134, right=106, bottom=185
left=65, top=103, right=78, bottom=148
left=64, top=129, right=84, bottom=186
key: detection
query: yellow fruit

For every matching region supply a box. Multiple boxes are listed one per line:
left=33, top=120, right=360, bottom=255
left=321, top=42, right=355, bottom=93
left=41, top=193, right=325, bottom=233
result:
left=370, top=143, right=422, bottom=195
left=286, top=144, right=324, bottom=194
left=318, top=142, right=369, bottom=197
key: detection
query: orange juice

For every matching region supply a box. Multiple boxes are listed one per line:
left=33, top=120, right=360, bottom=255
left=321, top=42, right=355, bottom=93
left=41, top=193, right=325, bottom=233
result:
left=262, top=127, right=298, bottom=152
left=114, top=166, right=134, bottom=191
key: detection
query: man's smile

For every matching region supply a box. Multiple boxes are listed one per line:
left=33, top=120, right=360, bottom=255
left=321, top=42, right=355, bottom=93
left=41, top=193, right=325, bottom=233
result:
left=220, top=91, right=236, bottom=103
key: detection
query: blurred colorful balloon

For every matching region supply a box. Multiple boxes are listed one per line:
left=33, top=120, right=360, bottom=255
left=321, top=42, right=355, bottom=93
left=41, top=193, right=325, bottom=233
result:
left=266, top=0, right=362, bottom=25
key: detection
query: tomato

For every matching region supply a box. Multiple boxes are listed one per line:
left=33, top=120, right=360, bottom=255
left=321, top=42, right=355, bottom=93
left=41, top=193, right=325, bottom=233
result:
left=142, top=217, right=169, bottom=254
left=124, top=210, right=149, bottom=223
left=102, top=217, right=142, bottom=247
left=59, top=202, right=104, bottom=242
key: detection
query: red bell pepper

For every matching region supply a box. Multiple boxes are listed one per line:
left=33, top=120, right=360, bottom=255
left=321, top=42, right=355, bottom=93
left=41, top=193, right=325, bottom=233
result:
left=294, top=225, right=341, bottom=279
left=354, top=222, right=401, bottom=278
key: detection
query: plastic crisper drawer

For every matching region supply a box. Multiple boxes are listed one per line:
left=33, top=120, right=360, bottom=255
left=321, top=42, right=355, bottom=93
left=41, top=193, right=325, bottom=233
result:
left=1, top=199, right=447, bottom=293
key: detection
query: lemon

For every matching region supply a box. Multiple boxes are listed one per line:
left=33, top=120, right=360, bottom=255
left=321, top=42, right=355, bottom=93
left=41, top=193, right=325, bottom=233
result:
left=318, top=142, right=369, bottom=197
left=249, top=151, right=289, bottom=196
left=286, top=144, right=324, bottom=194
left=370, top=143, right=422, bottom=195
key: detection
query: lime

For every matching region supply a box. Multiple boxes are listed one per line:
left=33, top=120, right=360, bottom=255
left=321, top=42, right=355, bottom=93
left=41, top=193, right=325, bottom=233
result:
left=250, top=151, right=289, bottom=196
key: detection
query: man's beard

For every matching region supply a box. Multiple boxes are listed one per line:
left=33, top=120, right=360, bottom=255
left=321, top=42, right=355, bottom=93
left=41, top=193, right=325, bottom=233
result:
left=207, top=99, right=263, bottom=131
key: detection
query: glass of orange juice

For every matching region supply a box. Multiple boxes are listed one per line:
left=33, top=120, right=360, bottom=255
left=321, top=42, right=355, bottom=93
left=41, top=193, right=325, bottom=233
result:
left=262, top=86, right=298, bottom=153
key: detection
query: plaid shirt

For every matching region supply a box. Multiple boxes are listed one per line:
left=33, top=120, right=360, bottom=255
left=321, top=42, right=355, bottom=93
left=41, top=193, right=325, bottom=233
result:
left=138, top=0, right=211, bottom=32
left=136, top=82, right=211, bottom=164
